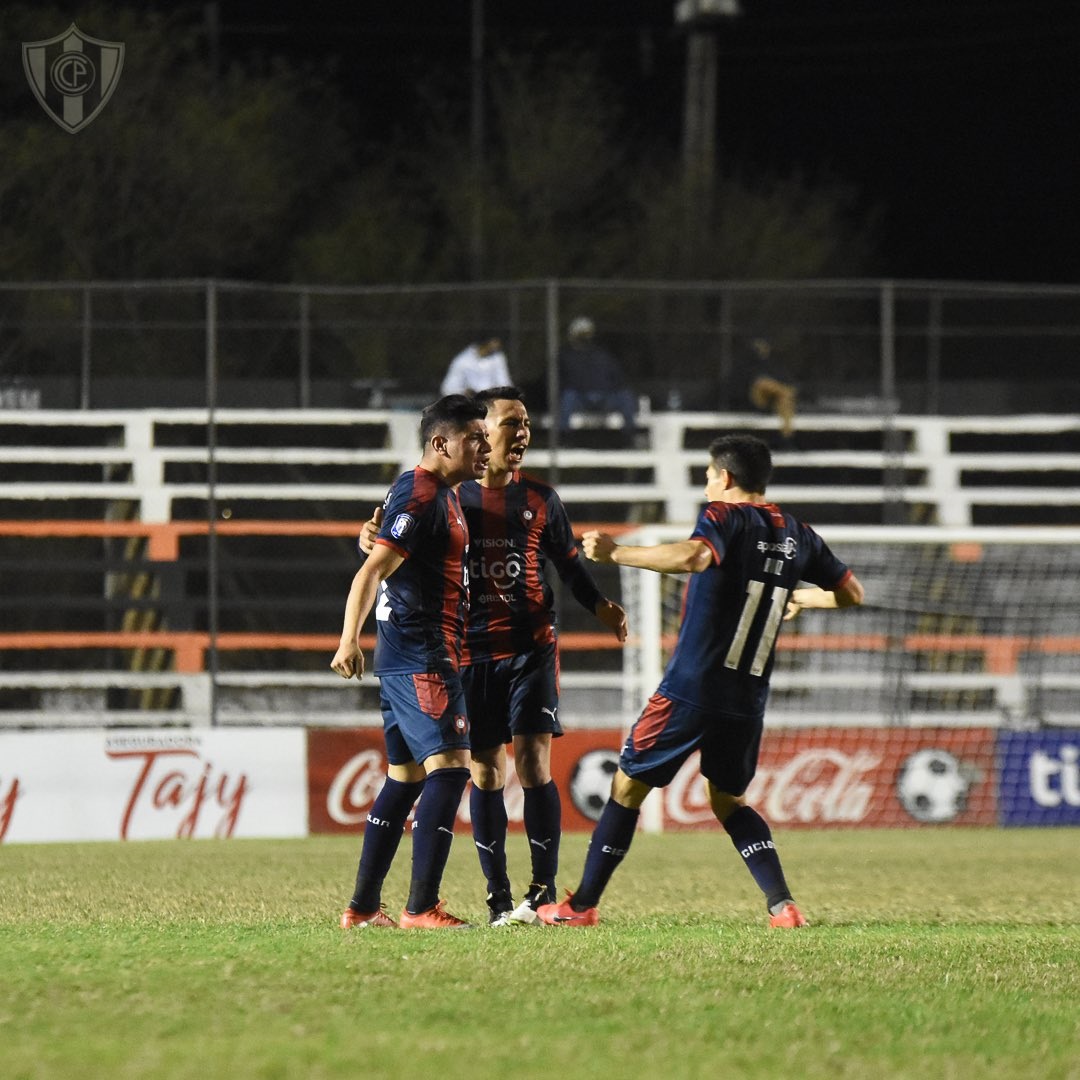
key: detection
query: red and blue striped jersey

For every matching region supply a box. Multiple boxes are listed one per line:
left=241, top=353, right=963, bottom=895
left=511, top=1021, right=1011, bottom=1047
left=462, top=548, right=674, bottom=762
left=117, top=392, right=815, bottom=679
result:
left=458, top=472, right=604, bottom=664
left=658, top=501, right=852, bottom=716
left=371, top=467, right=470, bottom=676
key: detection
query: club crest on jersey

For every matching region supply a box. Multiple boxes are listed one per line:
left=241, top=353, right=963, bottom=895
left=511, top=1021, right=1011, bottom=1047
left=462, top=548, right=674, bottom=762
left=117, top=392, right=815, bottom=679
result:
left=390, top=512, right=415, bottom=539
left=520, top=508, right=534, bottom=524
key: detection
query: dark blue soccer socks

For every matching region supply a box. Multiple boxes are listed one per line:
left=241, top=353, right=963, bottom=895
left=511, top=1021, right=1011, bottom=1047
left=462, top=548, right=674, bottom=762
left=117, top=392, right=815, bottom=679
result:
left=523, top=779, right=561, bottom=896
left=406, top=767, right=471, bottom=915
left=571, top=798, right=639, bottom=910
left=722, top=805, right=794, bottom=912
left=470, top=784, right=510, bottom=895
left=350, top=775, right=425, bottom=913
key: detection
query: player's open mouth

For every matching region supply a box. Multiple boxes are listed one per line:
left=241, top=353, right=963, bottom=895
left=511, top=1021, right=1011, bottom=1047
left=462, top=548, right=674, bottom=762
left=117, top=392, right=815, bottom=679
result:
left=508, top=443, right=526, bottom=462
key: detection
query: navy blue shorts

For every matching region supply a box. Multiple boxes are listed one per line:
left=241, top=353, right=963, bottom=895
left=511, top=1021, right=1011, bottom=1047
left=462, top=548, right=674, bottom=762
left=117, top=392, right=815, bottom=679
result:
left=461, top=643, right=562, bottom=753
left=378, top=671, right=471, bottom=766
left=619, top=692, right=763, bottom=794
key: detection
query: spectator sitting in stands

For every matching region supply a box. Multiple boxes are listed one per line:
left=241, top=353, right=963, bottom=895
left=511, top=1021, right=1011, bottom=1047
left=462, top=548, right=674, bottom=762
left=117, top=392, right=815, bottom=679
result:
left=730, top=335, right=798, bottom=441
left=440, top=335, right=512, bottom=397
left=558, top=316, right=639, bottom=445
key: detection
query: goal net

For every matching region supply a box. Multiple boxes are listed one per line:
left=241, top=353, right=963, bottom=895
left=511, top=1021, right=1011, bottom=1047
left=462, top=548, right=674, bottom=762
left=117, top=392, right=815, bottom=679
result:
left=618, top=526, right=1080, bottom=829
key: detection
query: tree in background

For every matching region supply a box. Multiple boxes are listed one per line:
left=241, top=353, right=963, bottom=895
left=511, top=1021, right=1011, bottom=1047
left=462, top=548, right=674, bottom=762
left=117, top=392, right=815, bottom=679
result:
left=0, top=5, right=876, bottom=285
left=292, top=44, right=878, bottom=285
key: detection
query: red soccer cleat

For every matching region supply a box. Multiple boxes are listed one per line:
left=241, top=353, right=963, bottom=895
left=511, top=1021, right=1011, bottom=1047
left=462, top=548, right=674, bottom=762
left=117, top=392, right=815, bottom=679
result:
left=536, top=892, right=599, bottom=927
left=340, top=906, right=398, bottom=929
left=398, top=899, right=473, bottom=929
left=769, top=902, right=809, bottom=929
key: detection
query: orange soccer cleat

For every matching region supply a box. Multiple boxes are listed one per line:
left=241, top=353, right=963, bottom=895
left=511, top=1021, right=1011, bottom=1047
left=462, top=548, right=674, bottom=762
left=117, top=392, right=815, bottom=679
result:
left=768, top=902, right=809, bottom=929
left=536, top=892, right=600, bottom=927
left=398, top=899, right=473, bottom=929
left=340, top=906, right=398, bottom=929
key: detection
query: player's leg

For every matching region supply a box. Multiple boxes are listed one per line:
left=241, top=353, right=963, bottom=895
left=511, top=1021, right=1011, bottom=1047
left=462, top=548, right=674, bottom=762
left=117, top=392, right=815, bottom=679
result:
left=341, top=704, right=424, bottom=929
left=390, top=672, right=474, bottom=928
left=504, top=646, right=563, bottom=921
left=539, top=692, right=697, bottom=925
left=514, top=732, right=559, bottom=897
left=563, top=766, right=650, bottom=913
left=702, top=716, right=807, bottom=928
left=513, top=644, right=562, bottom=887
left=463, top=660, right=514, bottom=921
left=470, top=742, right=513, bottom=921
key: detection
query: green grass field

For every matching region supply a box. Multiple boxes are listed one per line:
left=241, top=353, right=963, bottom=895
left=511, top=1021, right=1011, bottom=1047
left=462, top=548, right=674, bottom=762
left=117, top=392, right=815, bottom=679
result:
left=2, top=828, right=1078, bottom=1080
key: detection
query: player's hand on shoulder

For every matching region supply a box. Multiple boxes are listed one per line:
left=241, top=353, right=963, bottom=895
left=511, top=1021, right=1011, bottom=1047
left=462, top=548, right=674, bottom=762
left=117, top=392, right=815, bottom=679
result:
left=596, top=599, right=628, bottom=642
left=358, top=505, right=383, bottom=556
left=582, top=530, right=617, bottom=563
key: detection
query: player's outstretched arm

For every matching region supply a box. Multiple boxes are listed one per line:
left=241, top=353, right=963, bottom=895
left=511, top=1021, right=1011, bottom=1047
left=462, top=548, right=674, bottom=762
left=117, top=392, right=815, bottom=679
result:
left=784, top=574, right=866, bottom=621
left=583, top=530, right=712, bottom=575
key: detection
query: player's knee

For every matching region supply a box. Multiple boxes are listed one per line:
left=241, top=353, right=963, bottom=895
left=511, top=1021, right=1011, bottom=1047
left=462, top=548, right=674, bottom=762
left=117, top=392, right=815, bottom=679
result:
left=512, top=736, right=551, bottom=787
left=610, top=768, right=651, bottom=809
left=514, top=751, right=551, bottom=787
left=707, top=783, right=745, bottom=823
left=470, top=760, right=504, bottom=790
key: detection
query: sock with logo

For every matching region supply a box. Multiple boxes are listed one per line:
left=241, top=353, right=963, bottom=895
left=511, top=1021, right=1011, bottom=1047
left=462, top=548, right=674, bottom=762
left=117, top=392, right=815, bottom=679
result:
left=406, top=767, right=470, bottom=914
left=470, top=784, right=510, bottom=895
left=571, top=798, right=639, bottom=911
left=722, top=804, right=793, bottom=911
left=523, top=779, right=561, bottom=895
left=349, top=776, right=425, bottom=913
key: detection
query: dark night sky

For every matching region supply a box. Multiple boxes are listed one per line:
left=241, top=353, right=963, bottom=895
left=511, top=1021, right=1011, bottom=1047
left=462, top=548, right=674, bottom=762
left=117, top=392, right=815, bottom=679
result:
left=212, top=0, right=1079, bottom=283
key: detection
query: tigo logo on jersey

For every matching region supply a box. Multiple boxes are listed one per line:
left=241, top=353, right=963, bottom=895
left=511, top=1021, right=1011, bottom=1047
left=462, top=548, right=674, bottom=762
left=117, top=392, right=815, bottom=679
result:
left=390, top=513, right=415, bottom=539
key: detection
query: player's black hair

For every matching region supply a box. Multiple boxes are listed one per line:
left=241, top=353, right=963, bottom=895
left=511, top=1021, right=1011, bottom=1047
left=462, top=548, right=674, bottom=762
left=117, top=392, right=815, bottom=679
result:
left=420, top=394, right=488, bottom=445
left=472, top=385, right=526, bottom=407
left=708, top=434, right=773, bottom=494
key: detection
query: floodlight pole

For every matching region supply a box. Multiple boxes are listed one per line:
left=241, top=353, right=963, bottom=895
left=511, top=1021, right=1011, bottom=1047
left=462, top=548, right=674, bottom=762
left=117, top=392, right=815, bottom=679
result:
left=675, top=0, right=740, bottom=271
left=469, top=0, right=485, bottom=280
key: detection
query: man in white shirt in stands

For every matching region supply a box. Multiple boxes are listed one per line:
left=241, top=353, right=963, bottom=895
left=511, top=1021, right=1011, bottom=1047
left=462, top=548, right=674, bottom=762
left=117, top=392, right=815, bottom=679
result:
left=440, top=336, right=512, bottom=396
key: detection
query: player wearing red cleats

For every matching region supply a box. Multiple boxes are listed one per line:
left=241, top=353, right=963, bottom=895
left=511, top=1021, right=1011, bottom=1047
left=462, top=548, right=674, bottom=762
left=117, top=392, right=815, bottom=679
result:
left=769, top=902, right=808, bottom=928
left=399, top=899, right=473, bottom=929
left=340, top=906, right=397, bottom=929
left=536, top=893, right=599, bottom=927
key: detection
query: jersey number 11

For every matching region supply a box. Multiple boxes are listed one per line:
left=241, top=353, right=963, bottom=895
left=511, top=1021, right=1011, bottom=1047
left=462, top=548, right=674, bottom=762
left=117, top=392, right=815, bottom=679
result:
left=724, top=580, right=790, bottom=677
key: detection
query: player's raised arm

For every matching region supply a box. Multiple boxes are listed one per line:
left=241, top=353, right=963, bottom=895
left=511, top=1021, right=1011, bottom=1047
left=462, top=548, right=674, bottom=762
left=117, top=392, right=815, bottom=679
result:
left=582, top=530, right=713, bottom=575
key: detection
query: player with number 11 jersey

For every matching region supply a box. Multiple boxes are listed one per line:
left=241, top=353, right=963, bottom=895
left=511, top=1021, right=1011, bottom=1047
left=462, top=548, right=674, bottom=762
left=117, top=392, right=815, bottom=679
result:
left=660, top=499, right=852, bottom=717
left=534, top=434, right=864, bottom=932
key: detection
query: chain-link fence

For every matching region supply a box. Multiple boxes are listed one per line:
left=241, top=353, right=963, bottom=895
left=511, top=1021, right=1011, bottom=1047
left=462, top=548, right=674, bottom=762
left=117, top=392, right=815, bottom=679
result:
left=2, top=278, right=1078, bottom=416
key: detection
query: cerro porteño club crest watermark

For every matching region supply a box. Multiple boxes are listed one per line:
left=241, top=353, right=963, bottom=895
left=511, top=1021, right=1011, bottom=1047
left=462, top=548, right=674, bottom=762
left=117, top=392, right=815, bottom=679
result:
left=22, top=23, right=124, bottom=133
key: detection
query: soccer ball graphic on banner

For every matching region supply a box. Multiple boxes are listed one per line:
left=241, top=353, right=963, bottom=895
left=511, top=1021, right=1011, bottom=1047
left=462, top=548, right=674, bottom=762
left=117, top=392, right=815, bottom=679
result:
left=896, top=748, right=977, bottom=823
left=569, top=749, right=620, bottom=820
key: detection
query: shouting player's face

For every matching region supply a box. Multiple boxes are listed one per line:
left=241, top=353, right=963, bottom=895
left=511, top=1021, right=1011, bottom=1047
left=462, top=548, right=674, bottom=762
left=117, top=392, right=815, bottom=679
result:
left=483, top=397, right=531, bottom=476
left=443, top=418, right=491, bottom=484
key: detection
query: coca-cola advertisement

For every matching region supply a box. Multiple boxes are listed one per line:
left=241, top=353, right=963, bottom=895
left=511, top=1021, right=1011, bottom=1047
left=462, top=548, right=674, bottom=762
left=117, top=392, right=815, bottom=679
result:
left=654, top=727, right=998, bottom=830
left=308, top=726, right=997, bottom=835
left=0, top=729, right=307, bottom=843
left=307, top=728, right=624, bottom=835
